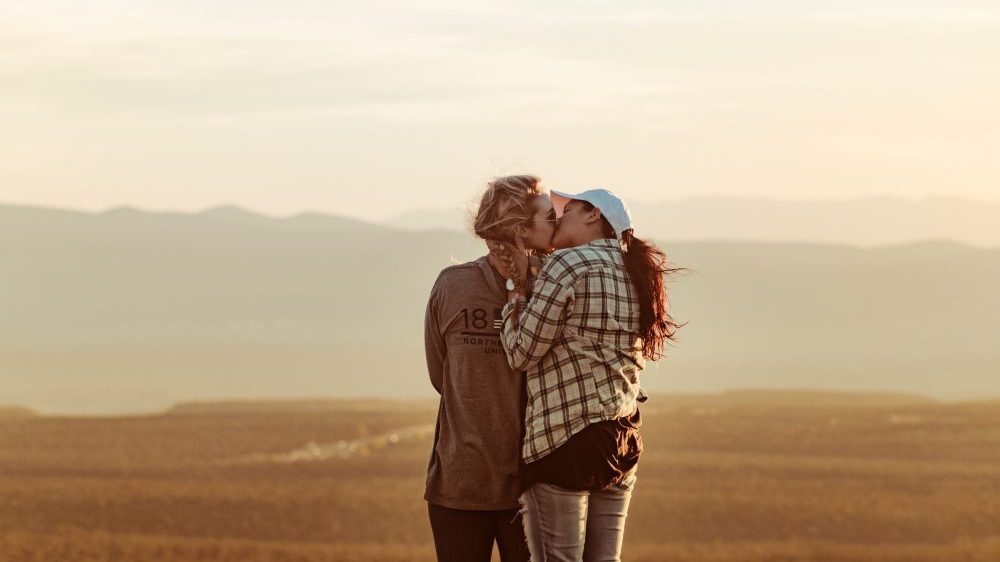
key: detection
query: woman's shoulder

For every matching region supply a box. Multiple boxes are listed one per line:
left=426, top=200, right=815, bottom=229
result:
left=436, top=261, right=477, bottom=277
left=537, top=249, right=576, bottom=281
left=540, top=244, right=615, bottom=281
left=432, top=257, right=493, bottom=294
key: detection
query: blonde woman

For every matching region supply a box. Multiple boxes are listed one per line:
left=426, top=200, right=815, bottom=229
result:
left=423, top=175, right=557, bottom=562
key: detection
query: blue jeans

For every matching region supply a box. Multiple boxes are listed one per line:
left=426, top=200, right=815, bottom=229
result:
left=518, top=470, right=637, bottom=562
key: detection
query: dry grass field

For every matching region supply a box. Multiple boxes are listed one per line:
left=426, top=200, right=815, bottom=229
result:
left=1, top=391, right=999, bottom=562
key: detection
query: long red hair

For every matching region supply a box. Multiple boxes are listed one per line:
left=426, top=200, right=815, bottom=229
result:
left=582, top=201, right=685, bottom=360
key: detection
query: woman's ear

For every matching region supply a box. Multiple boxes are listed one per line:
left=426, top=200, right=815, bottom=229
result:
left=585, top=206, right=603, bottom=225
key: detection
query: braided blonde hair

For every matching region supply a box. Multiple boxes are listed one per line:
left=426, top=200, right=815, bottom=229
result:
left=472, top=175, right=542, bottom=290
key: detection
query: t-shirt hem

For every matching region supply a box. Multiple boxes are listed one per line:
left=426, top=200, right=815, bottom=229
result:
left=424, top=492, right=521, bottom=511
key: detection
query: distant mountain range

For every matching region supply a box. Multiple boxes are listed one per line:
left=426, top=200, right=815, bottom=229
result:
left=390, top=196, right=1000, bottom=248
left=1, top=203, right=387, bottom=234
left=2, top=202, right=998, bottom=414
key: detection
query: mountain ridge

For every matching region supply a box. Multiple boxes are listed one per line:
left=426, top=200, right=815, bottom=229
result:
left=389, top=195, right=1000, bottom=248
left=2, top=200, right=998, bottom=414
left=5, top=197, right=1000, bottom=247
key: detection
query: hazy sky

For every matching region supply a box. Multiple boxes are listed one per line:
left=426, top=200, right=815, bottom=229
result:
left=2, top=0, right=998, bottom=220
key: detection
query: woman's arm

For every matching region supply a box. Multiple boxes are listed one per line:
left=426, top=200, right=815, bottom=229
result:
left=500, top=271, right=574, bottom=372
left=424, top=280, right=447, bottom=394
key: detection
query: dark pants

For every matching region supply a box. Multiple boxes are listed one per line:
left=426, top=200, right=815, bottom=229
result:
left=427, top=502, right=530, bottom=562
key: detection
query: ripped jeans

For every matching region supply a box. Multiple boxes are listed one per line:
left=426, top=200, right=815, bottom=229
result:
left=518, top=469, right=637, bottom=562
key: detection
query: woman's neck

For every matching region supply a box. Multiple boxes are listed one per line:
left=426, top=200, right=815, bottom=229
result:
left=574, top=228, right=608, bottom=247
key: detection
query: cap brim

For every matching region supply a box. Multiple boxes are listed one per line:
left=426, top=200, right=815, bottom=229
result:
left=549, top=189, right=578, bottom=218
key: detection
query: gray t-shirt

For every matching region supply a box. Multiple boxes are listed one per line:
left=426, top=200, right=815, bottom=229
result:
left=424, top=255, right=525, bottom=510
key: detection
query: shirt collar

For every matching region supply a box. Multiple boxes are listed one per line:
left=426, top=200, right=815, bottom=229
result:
left=581, top=238, right=620, bottom=250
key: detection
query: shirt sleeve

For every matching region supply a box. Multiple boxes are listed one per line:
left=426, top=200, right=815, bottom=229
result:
left=500, top=271, right=574, bottom=372
left=424, top=280, right=446, bottom=394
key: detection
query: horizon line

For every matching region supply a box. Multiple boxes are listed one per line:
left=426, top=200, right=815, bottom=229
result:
left=3, top=192, right=1000, bottom=224
left=8, top=386, right=1000, bottom=418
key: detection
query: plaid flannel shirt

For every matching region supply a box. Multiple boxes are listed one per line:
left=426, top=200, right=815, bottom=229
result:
left=501, top=238, right=648, bottom=464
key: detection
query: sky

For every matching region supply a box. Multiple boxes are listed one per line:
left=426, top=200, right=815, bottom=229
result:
left=2, top=0, right=999, bottom=221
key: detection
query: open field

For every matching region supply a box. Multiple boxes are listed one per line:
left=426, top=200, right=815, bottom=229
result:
left=2, top=391, right=999, bottom=561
